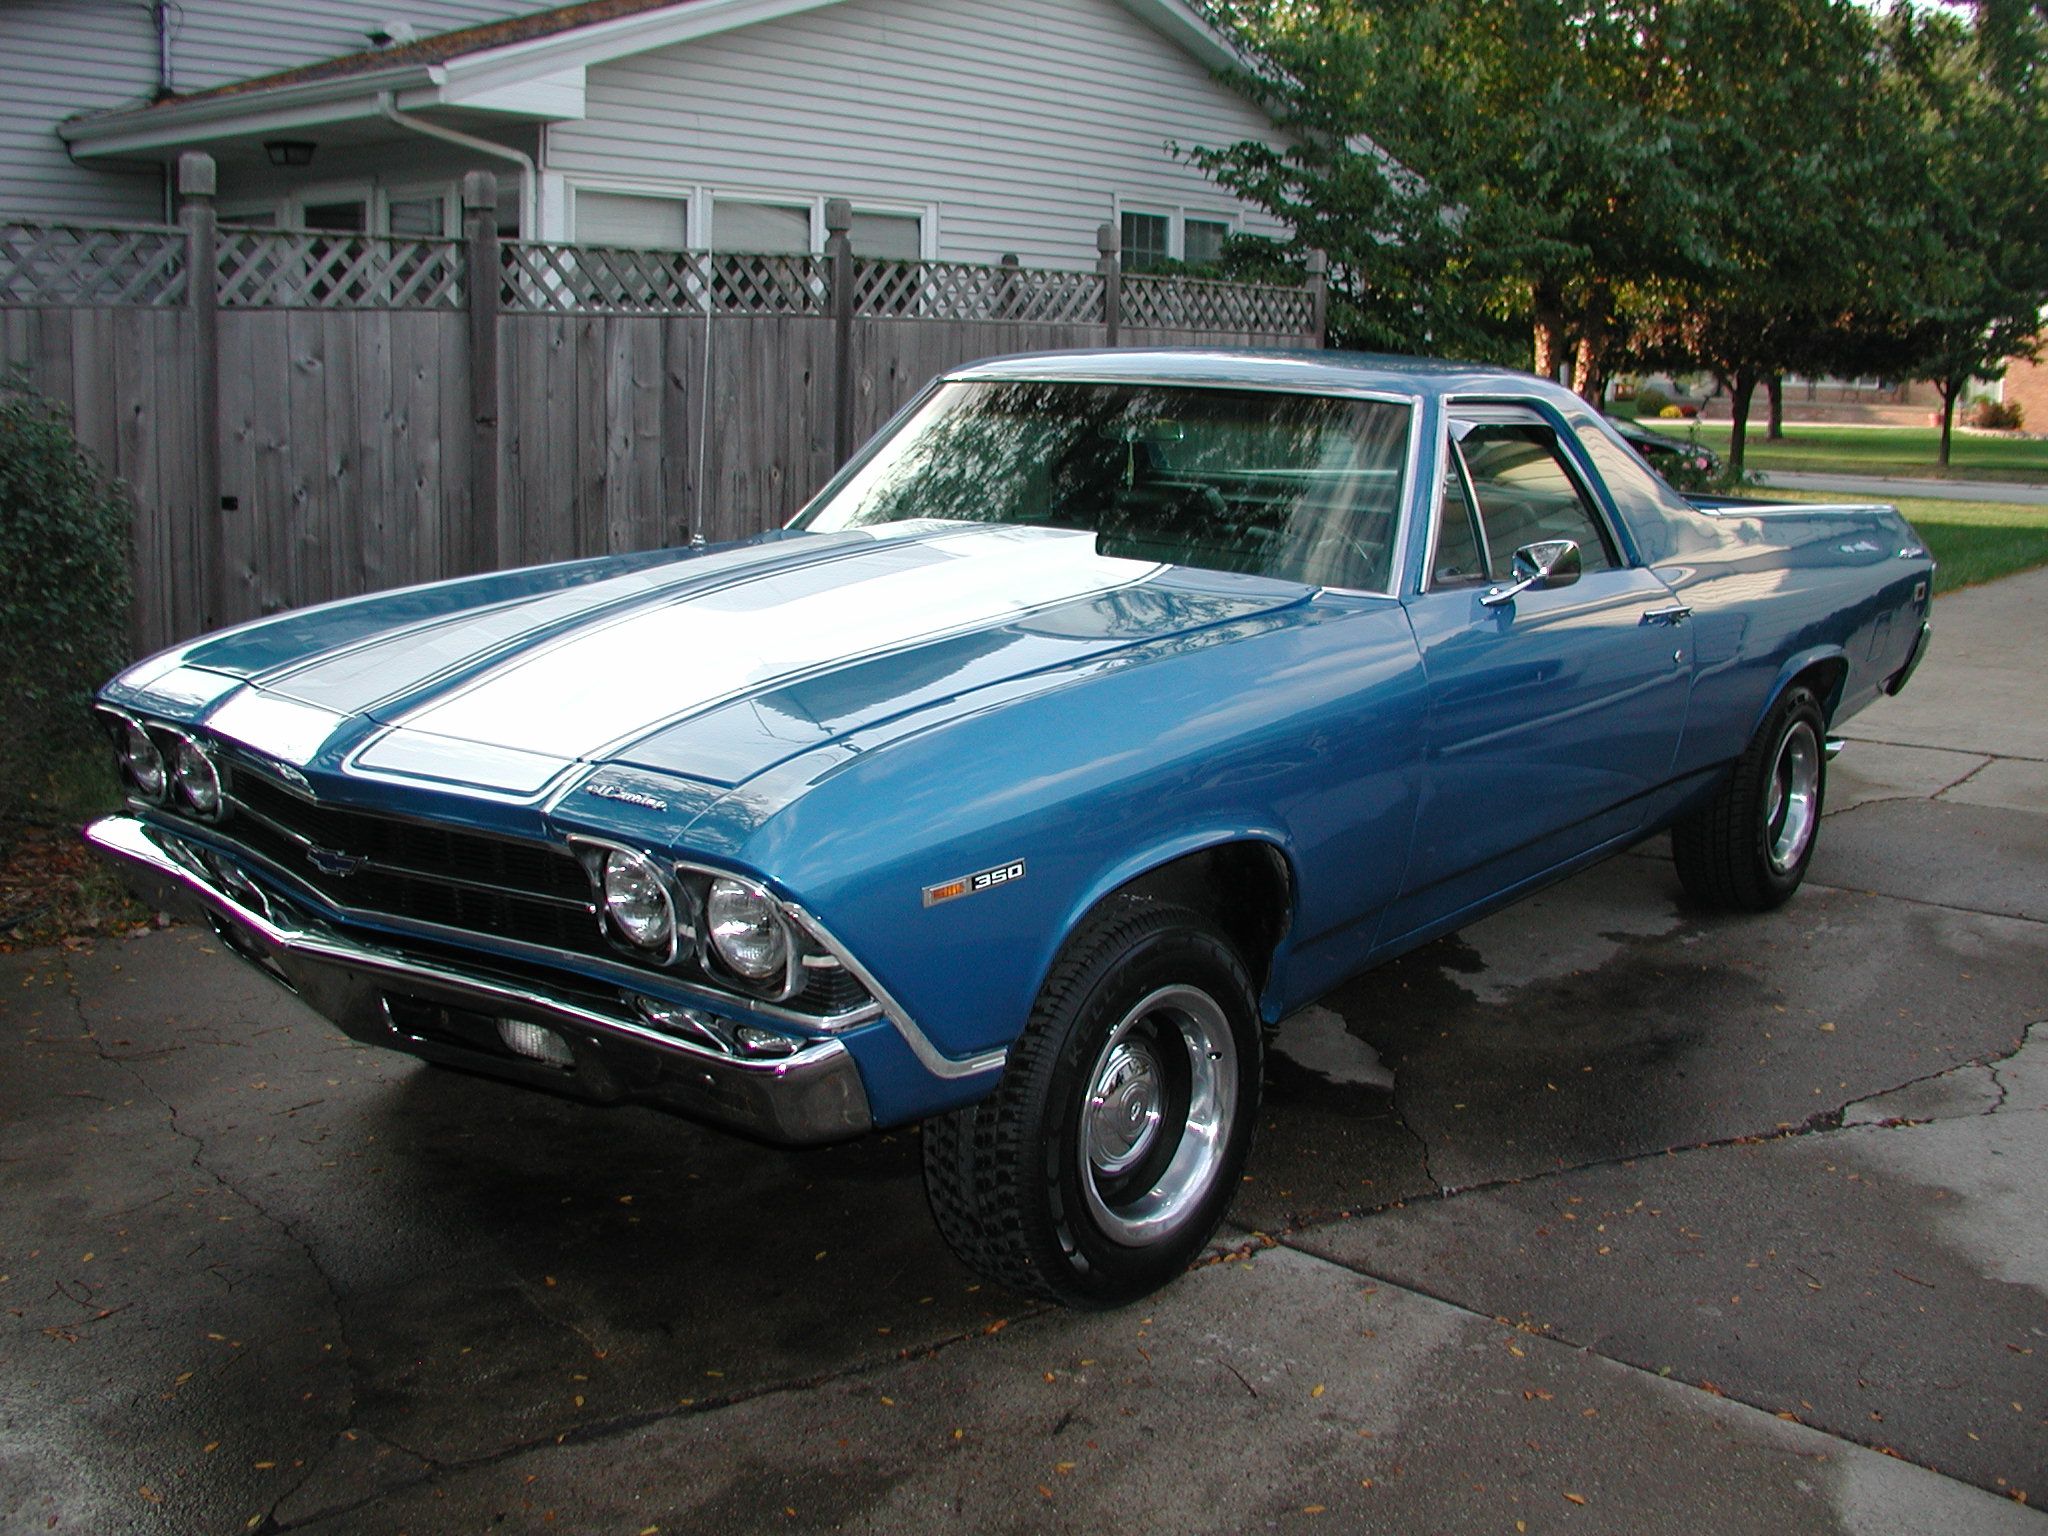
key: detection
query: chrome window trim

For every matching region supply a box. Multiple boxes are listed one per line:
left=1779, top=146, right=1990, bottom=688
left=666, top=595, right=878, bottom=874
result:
left=1419, top=433, right=1497, bottom=594
left=1442, top=396, right=1633, bottom=572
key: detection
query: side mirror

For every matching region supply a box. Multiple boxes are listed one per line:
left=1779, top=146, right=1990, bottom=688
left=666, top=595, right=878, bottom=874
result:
left=1480, top=539, right=1581, bottom=608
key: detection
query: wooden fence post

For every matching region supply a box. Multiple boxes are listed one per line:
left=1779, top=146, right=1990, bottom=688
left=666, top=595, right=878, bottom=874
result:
left=462, top=171, right=501, bottom=575
left=1097, top=222, right=1121, bottom=346
left=825, top=197, right=855, bottom=464
left=177, top=152, right=221, bottom=633
left=1305, top=248, right=1329, bottom=348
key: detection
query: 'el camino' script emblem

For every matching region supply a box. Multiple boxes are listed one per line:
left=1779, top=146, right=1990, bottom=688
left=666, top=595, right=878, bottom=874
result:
left=306, top=846, right=367, bottom=878
left=585, top=780, right=669, bottom=813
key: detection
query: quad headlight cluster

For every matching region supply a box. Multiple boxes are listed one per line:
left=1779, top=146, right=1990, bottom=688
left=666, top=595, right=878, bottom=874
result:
left=103, top=711, right=224, bottom=821
left=578, top=840, right=803, bottom=997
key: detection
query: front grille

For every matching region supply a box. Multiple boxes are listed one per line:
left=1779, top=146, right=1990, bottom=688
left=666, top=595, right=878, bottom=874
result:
left=212, top=758, right=871, bottom=1019
left=225, top=765, right=605, bottom=959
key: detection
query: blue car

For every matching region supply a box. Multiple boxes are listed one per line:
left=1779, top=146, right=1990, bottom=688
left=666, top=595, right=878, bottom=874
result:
left=88, top=351, right=1933, bottom=1306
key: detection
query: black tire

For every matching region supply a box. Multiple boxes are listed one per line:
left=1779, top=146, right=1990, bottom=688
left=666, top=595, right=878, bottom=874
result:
left=921, top=896, right=1261, bottom=1308
left=1672, top=684, right=1828, bottom=912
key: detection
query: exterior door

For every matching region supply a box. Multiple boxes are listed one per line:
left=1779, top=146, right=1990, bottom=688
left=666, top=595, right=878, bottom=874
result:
left=1385, top=407, right=1693, bottom=942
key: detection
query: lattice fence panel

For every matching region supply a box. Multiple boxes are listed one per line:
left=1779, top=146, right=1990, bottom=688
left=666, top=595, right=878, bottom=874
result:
left=851, top=259, right=1105, bottom=323
left=215, top=230, right=464, bottom=309
left=501, top=243, right=828, bottom=314
left=1122, top=274, right=1315, bottom=336
left=0, top=224, right=187, bottom=306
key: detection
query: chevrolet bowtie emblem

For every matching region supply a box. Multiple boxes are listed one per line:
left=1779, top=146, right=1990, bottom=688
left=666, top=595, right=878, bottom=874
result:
left=306, top=846, right=367, bottom=878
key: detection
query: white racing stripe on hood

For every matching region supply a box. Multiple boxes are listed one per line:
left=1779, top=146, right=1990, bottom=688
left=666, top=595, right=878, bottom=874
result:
left=393, top=527, right=1162, bottom=760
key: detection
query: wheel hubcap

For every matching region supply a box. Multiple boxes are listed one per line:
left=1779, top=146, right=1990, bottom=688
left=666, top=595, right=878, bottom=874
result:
left=1086, top=1038, right=1164, bottom=1176
left=1767, top=720, right=1821, bottom=874
left=1078, top=984, right=1237, bottom=1249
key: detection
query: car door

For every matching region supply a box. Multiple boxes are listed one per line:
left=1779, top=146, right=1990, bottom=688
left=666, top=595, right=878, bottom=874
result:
left=1383, top=404, right=1693, bottom=943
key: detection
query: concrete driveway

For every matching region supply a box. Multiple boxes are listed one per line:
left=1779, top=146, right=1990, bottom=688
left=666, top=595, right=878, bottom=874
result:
left=3, top=572, right=2043, bottom=1535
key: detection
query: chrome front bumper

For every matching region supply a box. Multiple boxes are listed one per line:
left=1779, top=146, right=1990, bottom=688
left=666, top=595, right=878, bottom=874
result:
left=85, top=815, right=873, bottom=1145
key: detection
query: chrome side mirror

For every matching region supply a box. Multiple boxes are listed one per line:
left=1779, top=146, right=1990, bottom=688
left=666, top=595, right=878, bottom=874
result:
left=1481, top=539, right=1581, bottom=608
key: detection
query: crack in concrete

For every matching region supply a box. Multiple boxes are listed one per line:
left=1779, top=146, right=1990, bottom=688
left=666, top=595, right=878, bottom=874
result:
left=1248, top=1023, right=2044, bottom=1244
left=1835, top=735, right=2048, bottom=766
left=51, top=956, right=390, bottom=1534
left=1798, top=877, right=2046, bottom=927
left=1387, top=1084, right=1446, bottom=1198
left=1252, top=1023, right=2046, bottom=1507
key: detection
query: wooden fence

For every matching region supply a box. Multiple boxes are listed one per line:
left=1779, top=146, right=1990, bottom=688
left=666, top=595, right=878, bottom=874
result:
left=1, top=161, right=1327, bottom=654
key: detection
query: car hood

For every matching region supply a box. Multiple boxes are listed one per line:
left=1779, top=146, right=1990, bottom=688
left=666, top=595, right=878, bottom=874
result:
left=132, top=524, right=1311, bottom=798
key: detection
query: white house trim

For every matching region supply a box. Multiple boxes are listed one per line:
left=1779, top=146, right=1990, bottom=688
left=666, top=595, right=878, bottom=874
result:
left=60, top=0, right=1258, bottom=161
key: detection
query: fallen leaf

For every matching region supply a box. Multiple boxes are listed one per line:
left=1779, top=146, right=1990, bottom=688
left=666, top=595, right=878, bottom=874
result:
left=1563, top=1492, right=1587, bottom=1505
left=1311, top=1383, right=1326, bottom=1399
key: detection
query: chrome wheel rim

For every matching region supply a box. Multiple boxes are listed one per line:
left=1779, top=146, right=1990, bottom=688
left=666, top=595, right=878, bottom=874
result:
left=1078, top=984, right=1237, bottom=1249
left=1766, top=720, right=1821, bottom=874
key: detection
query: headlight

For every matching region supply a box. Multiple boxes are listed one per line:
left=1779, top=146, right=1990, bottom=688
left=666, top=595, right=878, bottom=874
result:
left=170, top=736, right=222, bottom=818
left=116, top=719, right=167, bottom=802
left=707, top=877, right=789, bottom=982
left=602, top=849, right=675, bottom=954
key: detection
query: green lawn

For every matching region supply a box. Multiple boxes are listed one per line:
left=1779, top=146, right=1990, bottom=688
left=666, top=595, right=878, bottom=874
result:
left=1626, top=419, right=2048, bottom=484
left=1764, top=489, right=2048, bottom=594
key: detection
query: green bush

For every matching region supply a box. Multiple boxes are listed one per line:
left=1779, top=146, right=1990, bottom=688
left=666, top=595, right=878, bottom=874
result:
left=1968, top=398, right=2024, bottom=431
left=1633, top=384, right=1672, bottom=417
left=0, top=381, right=133, bottom=821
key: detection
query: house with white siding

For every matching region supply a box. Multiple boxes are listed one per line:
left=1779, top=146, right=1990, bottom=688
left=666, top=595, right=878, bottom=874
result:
left=13, top=0, right=1292, bottom=269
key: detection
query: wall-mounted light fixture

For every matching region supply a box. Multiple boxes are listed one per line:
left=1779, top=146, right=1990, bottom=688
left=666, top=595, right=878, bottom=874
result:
left=263, top=140, right=316, bottom=168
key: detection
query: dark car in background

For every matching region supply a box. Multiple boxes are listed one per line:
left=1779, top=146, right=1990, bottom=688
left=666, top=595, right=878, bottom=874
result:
left=1614, top=417, right=1722, bottom=483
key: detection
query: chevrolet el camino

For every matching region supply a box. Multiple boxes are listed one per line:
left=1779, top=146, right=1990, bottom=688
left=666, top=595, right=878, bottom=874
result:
left=89, top=352, right=1933, bottom=1306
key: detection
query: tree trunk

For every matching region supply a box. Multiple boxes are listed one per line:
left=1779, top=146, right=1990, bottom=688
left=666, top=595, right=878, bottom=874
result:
left=1570, top=332, right=1607, bottom=406
left=1766, top=374, right=1784, bottom=440
left=1726, top=371, right=1758, bottom=477
left=1937, top=382, right=1958, bottom=467
left=1532, top=314, right=1567, bottom=381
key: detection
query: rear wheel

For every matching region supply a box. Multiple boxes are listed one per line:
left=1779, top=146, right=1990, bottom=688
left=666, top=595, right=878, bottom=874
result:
left=921, top=897, right=1261, bottom=1308
left=1673, top=684, right=1827, bottom=911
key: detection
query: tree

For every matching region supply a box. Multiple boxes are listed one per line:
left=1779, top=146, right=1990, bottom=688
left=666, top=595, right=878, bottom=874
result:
left=1872, top=6, right=2048, bottom=466
left=1195, top=0, right=1710, bottom=387
left=1626, top=0, right=1895, bottom=475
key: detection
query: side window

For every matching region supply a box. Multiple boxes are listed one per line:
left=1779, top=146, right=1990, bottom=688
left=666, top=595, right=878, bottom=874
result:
left=1431, top=444, right=1488, bottom=585
left=1457, top=423, right=1617, bottom=574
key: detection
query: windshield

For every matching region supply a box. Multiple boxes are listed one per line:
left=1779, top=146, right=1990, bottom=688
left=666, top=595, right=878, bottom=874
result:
left=796, top=381, right=1413, bottom=592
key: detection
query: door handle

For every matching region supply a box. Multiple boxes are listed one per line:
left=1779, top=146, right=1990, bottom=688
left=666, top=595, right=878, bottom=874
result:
left=1640, top=604, right=1692, bottom=627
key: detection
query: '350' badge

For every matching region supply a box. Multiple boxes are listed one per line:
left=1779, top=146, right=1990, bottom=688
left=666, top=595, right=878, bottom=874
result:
left=923, top=859, right=1026, bottom=907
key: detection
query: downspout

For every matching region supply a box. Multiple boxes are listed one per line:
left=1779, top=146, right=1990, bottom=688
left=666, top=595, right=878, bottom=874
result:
left=375, top=91, right=537, bottom=239
left=155, top=0, right=176, bottom=221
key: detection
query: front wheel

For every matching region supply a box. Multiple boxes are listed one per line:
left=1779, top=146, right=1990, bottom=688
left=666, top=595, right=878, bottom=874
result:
left=921, top=897, right=1261, bottom=1308
left=1672, top=684, right=1827, bottom=911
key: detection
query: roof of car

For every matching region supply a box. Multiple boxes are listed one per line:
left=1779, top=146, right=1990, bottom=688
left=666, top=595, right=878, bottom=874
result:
left=947, top=348, right=1576, bottom=404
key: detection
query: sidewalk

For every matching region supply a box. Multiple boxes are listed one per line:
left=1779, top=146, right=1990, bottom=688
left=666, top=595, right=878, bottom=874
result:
left=1755, top=469, right=2048, bottom=505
